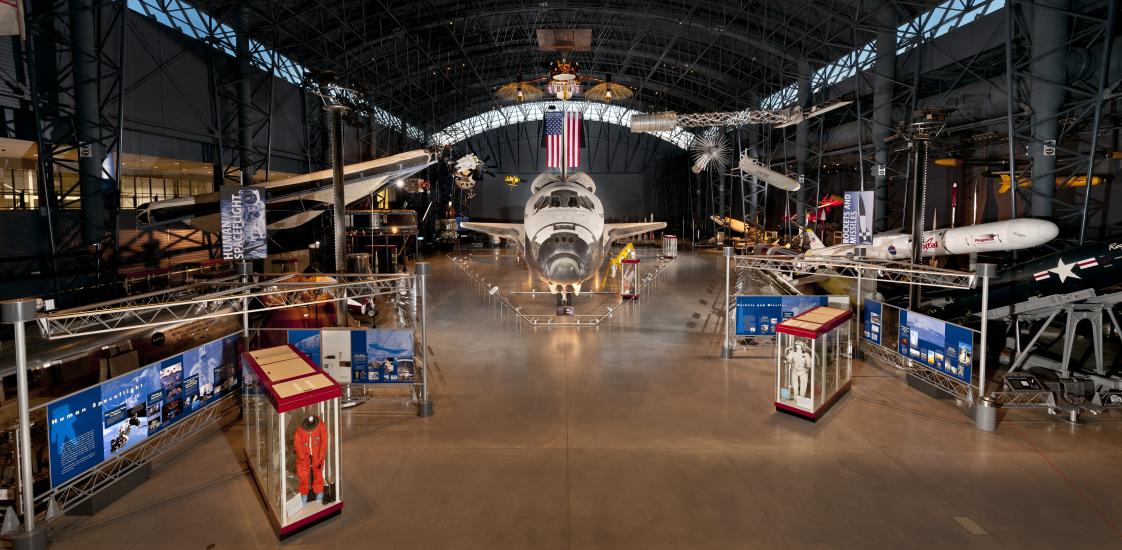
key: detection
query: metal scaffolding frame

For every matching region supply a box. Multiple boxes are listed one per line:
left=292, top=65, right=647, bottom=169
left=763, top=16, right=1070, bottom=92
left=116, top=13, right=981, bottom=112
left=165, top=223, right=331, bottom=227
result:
left=731, top=255, right=977, bottom=290
left=37, top=272, right=413, bottom=338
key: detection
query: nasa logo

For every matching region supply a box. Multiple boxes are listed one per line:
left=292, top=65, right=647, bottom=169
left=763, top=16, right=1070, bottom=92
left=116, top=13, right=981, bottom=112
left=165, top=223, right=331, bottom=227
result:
left=887, top=245, right=897, bottom=256
left=151, top=332, right=165, bottom=346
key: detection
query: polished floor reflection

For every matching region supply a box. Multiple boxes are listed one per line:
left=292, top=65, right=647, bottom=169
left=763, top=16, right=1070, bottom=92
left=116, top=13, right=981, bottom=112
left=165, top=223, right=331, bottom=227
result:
left=51, top=250, right=1122, bottom=549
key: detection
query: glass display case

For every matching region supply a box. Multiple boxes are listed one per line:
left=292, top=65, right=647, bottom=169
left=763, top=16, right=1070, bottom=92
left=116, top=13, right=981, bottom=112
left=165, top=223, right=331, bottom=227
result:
left=620, top=258, right=640, bottom=298
left=661, top=235, right=678, bottom=258
left=242, top=345, right=343, bottom=537
left=774, top=306, right=853, bottom=421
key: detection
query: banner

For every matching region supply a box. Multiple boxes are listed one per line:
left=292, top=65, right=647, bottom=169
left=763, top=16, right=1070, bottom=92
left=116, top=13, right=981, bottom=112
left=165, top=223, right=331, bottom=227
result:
left=46, top=333, right=240, bottom=488
left=842, top=190, right=874, bottom=245
left=220, top=186, right=267, bottom=260
left=898, top=310, right=973, bottom=383
left=734, top=295, right=843, bottom=336
left=862, top=300, right=882, bottom=345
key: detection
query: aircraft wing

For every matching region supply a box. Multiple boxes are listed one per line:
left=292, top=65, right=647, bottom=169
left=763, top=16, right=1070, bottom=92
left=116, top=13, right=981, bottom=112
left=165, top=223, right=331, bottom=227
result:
left=604, top=222, right=666, bottom=242
left=460, top=222, right=526, bottom=248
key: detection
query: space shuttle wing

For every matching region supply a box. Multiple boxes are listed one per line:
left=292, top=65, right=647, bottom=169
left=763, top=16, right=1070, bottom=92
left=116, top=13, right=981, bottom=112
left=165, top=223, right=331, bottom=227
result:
left=604, top=222, right=666, bottom=242
left=460, top=222, right=526, bottom=247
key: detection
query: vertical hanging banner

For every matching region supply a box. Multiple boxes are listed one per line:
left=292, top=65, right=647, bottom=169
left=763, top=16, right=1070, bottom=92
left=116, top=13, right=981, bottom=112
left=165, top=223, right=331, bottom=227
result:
left=220, top=186, right=267, bottom=260
left=842, top=191, right=874, bottom=245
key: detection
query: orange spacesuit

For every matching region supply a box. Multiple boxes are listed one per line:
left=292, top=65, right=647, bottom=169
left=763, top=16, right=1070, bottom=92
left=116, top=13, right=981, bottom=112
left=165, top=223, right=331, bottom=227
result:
left=293, top=416, right=328, bottom=498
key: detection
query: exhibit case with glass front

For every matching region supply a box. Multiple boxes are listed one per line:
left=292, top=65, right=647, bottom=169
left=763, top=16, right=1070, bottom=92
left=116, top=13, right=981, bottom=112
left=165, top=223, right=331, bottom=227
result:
left=620, top=258, right=640, bottom=298
left=241, top=345, right=343, bottom=537
left=774, top=306, right=853, bottom=421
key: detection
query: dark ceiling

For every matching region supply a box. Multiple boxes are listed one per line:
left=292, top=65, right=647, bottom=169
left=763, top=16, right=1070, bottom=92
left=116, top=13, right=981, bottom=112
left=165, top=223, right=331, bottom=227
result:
left=201, top=0, right=938, bottom=134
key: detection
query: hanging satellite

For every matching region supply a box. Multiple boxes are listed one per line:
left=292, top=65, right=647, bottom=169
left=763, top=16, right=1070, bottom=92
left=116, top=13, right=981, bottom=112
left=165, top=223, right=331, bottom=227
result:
left=504, top=175, right=522, bottom=188
left=690, top=131, right=731, bottom=173
left=585, top=75, right=632, bottom=104
left=493, top=29, right=631, bottom=104
left=453, top=153, right=482, bottom=190
left=495, top=74, right=544, bottom=103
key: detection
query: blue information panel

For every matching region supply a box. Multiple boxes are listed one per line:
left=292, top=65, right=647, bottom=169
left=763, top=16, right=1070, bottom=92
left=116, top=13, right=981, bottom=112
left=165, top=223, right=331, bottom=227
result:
left=898, top=310, right=973, bottom=383
left=287, top=329, right=322, bottom=366
left=349, top=329, right=415, bottom=384
left=46, top=333, right=240, bottom=488
left=734, top=295, right=831, bottom=336
left=863, top=300, right=882, bottom=345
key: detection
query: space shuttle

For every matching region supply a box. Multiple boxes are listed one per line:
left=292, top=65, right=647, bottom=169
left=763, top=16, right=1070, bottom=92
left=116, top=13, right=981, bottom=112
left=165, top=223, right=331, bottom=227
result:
left=136, top=149, right=435, bottom=233
left=461, top=172, right=664, bottom=300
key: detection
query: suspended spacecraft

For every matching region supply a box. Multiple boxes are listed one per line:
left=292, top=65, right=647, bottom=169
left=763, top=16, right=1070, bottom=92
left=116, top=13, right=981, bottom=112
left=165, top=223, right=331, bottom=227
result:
left=136, top=150, right=435, bottom=233
left=803, top=218, right=1060, bottom=260
left=735, top=153, right=801, bottom=192
left=461, top=172, right=664, bottom=301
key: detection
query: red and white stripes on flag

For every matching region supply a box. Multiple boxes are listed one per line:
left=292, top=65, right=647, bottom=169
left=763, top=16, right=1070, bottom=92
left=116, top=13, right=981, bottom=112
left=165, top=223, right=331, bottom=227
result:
left=545, top=110, right=581, bottom=168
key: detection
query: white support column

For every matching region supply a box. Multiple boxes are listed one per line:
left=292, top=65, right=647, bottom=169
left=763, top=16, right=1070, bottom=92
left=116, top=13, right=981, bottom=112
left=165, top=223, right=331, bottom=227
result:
left=1, top=300, right=47, bottom=549
left=722, top=246, right=734, bottom=358
left=416, top=262, right=433, bottom=416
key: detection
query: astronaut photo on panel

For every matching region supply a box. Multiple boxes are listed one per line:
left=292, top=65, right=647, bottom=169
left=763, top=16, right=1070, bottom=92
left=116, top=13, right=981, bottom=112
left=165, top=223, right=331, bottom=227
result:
left=784, top=339, right=813, bottom=399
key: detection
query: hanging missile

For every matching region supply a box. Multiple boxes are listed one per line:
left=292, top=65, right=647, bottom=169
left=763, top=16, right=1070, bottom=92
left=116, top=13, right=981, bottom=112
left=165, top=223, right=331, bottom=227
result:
left=735, top=154, right=800, bottom=191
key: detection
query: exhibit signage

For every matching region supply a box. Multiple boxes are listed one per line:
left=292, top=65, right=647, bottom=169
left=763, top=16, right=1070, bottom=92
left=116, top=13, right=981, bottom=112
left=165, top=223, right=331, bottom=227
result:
left=45, top=333, right=240, bottom=488
left=898, top=310, right=973, bottom=383
left=219, top=186, right=267, bottom=260
left=287, top=329, right=321, bottom=365
left=842, top=190, right=874, bottom=245
left=862, top=300, right=882, bottom=345
left=735, top=295, right=835, bottom=336
left=286, top=328, right=415, bottom=384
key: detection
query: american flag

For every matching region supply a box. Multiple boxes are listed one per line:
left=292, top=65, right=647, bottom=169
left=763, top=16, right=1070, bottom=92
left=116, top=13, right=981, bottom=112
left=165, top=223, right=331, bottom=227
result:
left=545, top=110, right=581, bottom=168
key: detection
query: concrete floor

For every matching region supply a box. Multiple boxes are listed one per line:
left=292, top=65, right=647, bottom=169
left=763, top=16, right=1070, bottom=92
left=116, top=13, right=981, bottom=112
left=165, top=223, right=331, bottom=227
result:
left=50, top=250, right=1122, bottom=549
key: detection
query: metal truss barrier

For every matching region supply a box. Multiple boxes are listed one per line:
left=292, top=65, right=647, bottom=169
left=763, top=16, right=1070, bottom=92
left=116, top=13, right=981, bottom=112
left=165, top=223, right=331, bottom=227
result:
left=41, top=395, right=240, bottom=517
left=36, top=273, right=414, bottom=339
left=451, top=253, right=675, bottom=327
left=862, top=342, right=975, bottom=402
left=732, top=255, right=977, bottom=290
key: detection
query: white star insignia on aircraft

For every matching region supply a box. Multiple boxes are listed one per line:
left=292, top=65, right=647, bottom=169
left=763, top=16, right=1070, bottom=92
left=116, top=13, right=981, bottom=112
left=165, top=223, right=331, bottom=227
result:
left=1048, top=258, right=1081, bottom=283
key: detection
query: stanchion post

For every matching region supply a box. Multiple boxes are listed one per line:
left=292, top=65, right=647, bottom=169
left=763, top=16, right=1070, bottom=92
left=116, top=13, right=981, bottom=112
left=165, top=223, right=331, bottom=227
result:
left=976, top=263, right=994, bottom=400
left=854, top=247, right=866, bottom=360
left=416, top=262, right=433, bottom=416
left=722, top=246, right=734, bottom=359
left=2, top=299, right=47, bottom=549
left=238, top=261, right=252, bottom=340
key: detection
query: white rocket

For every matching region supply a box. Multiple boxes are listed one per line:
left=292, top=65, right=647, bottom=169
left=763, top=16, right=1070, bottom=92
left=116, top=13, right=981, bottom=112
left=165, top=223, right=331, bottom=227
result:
left=804, top=218, right=1059, bottom=260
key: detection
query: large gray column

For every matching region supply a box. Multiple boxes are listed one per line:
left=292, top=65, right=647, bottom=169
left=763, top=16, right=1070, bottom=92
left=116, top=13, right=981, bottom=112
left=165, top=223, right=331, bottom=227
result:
left=1029, top=0, right=1070, bottom=218
left=328, top=107, right=347, bottom=273
left=795, top=62, right=811, bottom=222
left=235, top=4, right=254, bottom=186
left=70, top=0, right=106, bottom=244
left=746, top=123, right=760, bottom=221
left=872, top=7, right=897, bottom=232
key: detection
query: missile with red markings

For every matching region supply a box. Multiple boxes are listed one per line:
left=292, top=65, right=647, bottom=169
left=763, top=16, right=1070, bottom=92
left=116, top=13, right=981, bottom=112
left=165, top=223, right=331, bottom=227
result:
left=806, top=218, right=1059, bottom=260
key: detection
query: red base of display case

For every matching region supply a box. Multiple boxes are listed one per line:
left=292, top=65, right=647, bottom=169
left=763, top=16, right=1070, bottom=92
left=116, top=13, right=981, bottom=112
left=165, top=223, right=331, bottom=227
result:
left=278, top=501, right=344, bottom=538
left=774, top=381, right=852, bottom=422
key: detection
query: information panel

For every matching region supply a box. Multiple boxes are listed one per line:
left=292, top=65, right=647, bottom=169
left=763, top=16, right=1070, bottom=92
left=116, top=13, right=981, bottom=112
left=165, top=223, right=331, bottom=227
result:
left=46, top=333, right=240, bottom=488
left=898, top=310, right=973, bottom=383
left=287, top=329, right=322, bottom=365
left=349, top=329, right=415, bottom=384
left=287, top=328, right=415, bottom=384
left=862, top=300, right=882, bottom=345
left=734, top=295, right=836, bottom=336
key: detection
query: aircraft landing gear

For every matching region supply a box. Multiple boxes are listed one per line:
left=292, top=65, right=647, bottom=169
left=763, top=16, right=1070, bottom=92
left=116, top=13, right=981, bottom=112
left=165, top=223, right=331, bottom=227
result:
left=555, top=291, right=573, bottom=307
